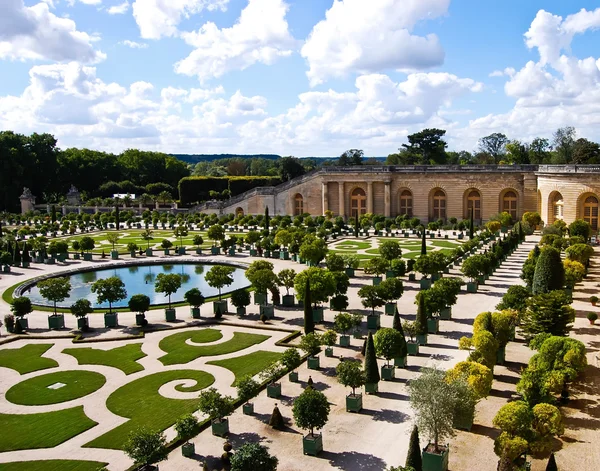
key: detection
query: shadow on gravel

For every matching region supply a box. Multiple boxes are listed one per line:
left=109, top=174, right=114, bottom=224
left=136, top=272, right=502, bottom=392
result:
left=362, top=408, right=410, bottom=424
left=317, top=450, right=387, bottom=470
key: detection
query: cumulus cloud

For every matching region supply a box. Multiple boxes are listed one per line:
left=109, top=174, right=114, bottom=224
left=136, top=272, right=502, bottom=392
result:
left=122, top=40, right=147, bottom=48
left=108, top=1, right=129, bottom=14
left=0, top=0, right=105, bottom=63
left=132, top=0, right=229, bottom=39
left=175, top=0, right=296, bottom=81
left=301, top=0, right=449, bottom=86
left=489, top=67, right=515, bottom=77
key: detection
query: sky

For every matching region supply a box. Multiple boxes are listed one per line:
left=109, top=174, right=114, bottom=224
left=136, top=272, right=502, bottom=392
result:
left=1, top=0, right=600, bottom=157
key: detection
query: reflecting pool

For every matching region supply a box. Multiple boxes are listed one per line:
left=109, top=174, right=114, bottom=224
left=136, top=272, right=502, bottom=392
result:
left=25, top=263, right=249, bottom=308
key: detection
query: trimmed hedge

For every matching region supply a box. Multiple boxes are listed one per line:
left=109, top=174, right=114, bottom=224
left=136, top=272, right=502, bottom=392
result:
left=178, top=176, right=282, bottom=205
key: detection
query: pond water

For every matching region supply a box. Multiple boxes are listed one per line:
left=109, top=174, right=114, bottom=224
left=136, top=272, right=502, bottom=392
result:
left=25, top=263, right=249, bottom=309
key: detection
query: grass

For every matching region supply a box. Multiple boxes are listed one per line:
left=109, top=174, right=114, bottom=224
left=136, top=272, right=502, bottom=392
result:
left=430, top=240, right=462, bottom=248
left=208, top=350, right=283, bottom=386
left=0, top=460, right=108, bottom=471
left=0, top=344, right=58, bottom=374
left=158, top=330, right=270, bottom=365
left=6, top=370, right=106, bottom=406
left=0, top=406, right=97, bottom=452
left=157, top=329, right=222, bottom=365
left=334, top=241, right=371, bottom=250
left=84, top=369, right=214, bottom=450
left=62, top=343, right=146, bottom=375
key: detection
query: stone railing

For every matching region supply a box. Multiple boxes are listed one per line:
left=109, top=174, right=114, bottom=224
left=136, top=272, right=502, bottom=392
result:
left=537, top=165, right=600, bottom=174
left=320, top=164, right=540, bottom=173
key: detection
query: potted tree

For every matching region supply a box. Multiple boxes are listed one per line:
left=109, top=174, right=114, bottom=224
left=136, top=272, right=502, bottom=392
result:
left=127, top=242, right=138, bottom=258
left=80, top=236, right=95, bottom=261
left=207, top=224, right=225, bottom=255
left=292, top=387, right=330, bottom=456
left=588, top=312, right=598, bottom=325
left=247, top=266, right=278, bottom=319
left=91, top=276, right=127, bottom=328
left=173, top=226, right=188, bottom=255
left=197, top=387, right=234, bottom=437
left=11, top=296, right=33, bottom=331
left=174, top=414, right=199, bottom=457
left=430, top=278, right=463, bottom=320
left=184, top=288, right=205, bottom=319
left=363, top=331, right=380, bottom=393
left=364, top=257, right=388, bottom=286
left=590, top=296, right=598, bottom=307
left=403, top=320, right=419, bottom=355
left=379, top=277, right=404, bottom=315
left=155, top=273, right=182, bottom=322
left=161, top=238, right=173, bottom=255
left=336, top=359, right=365, bottom=412
left=237, top=375, right=260, bottom=415
left=129, top=294, right=150, bottom=326
left=374, top=328, right=404, bottom=380
left=37, top=277, right=71, bottom=330
left=321, top=330, right=337, bottom=357
left=379, top=240, right=402, bottom=278
left=123, top=427, right=168, bottom=471
left=230, top=289, right=250, bottom=316
left=415, top=292, right=429, bottom=345
left=141, top=228, right=154, bottom=256
left=461, top=255, right=486, bottom=293
left=246, top=231, right=260, bottom=256
left=193, top=234, right=204, bottom=254
left=278, top=268, right=297, bottom=306
left=294, top=267, right=336, bottom=323
left=205, top=265, right=235, bottom=314
left=342, top=254, right=360, bottom=278
left=107, top=233, right=120, bottom=259
left=281, top=347, right=302, bottom=382
left=70, top=299, right=93, bottom=330
left=72, top=240, right=81, bottom=260
left=261, top=360, right=285, bottom=399
left=391, top=309, right=409, bottom=367
left=334, top=312, right=354, bottom=347
left=300, top=332, right=322, bottom=370
left=246, top=261, right=273, bottom=305
left=358, top=285, right=383, bottom=330
left=230, top=443, right=278, bottom=471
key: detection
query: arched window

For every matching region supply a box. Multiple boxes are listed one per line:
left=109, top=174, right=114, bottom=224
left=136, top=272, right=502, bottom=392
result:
left=235, top=207, right=244, bottom=217
left=432, top=189, right=446, bottom=220
left=467, top=190, right=481, bottom=220
left=399, top=190, right=413, bottom=217
left=294, top=194, right=304, bottom=216
left=351, top=188, right=367, bottom=218
left=502, top=191, right=518, bottom=220
left=584, top=195, right=599, bottom=230
left=552, top=193, right=564, bottom=221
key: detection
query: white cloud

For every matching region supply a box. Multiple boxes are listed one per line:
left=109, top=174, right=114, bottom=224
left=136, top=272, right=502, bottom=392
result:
left=122, top=40, right=148, bottom=48
left=66, top=0, right=103, bottom=6
left=489, top=67, right=515, bottom=77
left=108, top=1, right=129, bottom=14
left=175, top=0, right=296, bottom=81
left=132, top=0, right=229, bottom=39
left=0, top=0, right=105, bottom=63
left=301, top=0, right=449, bottom=86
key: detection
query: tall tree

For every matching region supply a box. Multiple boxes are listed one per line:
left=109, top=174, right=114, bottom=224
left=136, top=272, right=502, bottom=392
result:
left=572, top=138, right=600, bottom=164
left=529, top=137, right=551, bottom=164
left=552, top=126, right=576, bottom=164
left=532, top=247, right=565, bottom=295
left=505, top=140, right=530, bottom=164
left=406, top=425, right=423, bottom=471
left=421, top=227, right=427, bottom=255
left=401, top=129, right=448, bottom=165
left=478, top=133, right=508, bottom=163
left=264, top=206, right=270, bottom=236
left=304, top=278, right=314, bottom=334
left=363, top=331, right=380, bottom=387
left=279, top=156, right=306, bottom=181
left=338, top=149, right=364, bottom=166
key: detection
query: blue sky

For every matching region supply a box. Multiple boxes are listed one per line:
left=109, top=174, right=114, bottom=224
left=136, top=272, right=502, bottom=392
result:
left=1, top=0, right=600, bottom=156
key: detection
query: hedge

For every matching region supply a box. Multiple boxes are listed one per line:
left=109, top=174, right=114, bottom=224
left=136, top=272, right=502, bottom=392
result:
left=178, top=176, right=282, bottom=206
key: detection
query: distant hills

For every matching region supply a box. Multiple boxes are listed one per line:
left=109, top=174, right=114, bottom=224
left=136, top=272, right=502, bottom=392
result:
left=171, top=154, right=386, bottom=163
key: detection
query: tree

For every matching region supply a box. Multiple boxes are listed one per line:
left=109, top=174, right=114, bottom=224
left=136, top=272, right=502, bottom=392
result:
left=521, top=291, right=575, bottom=340
left=37, top=277, right=71, bottom=316
left=478, top=133, right=508, bottom=163
left=496, top=285, right=531, bottom=313
left=363, top=332, right=380, bottom=385
left=521, top=246, right=541, bottom=288
left=128, top=294, right=150, bottom=315
left=80, top=236, right=95, bottom=253
left=338, top=149, right=364, bottom=166
left=572, top=137, right=600, bottom=164
left=197, top=388, right=234, bottom=422
left=154, top=273, right=182, bottom=309
left=184, top=288, right=205, bottom=310
left=505, top=140, right=530, bottom=164
left=236, top=375, right=260, bottom=403
left=123, top=427, right=168, bottom=468
left=303, top=278, right=314, bottom=334
left=469, top=207, right=474, bottom=239
left=421, top=227, right=427, bottom=255
left=406, top=425, right=422, bottom=471
left=364, top=257, right=389, bottom=279
left=230, top=442, right=278, bottom=471
left=401, top=129, right=448, bottom=164
left=545, top=453, right=558, bottom=471
left=264, top=206, right=270, bottom=236
left=552, top=126, right=576, bottom=163
left=269, top=404, right=285, bottom=430
left=207, top=224, right=225, bottom=246
left=11, top=296, right=32, bottom=318
left=415, top=292, right=428, bottom=336
left=230, top=289, right=250, bottom=311
left=205, top=265, right=235, bottom=300
left=299, top=234, right=328, bottom=265
left=358, top=285, right=384, bottom=315
left=106, top=232, right=119, bottom=251
left=379, top=240, right=402, bottom=269
left=336, top=360, right=365, bottom=396
left=280, top=347, right=301, bottom=371
left=325, top=253, right=345, bottom=272
left=173, top=225, right=188, bottom=248
left=334, top=312, right=354, bottom=336
left=292, top=387, right=330, bottom=436
left=294, top=267, right=336, bottom=307
left=563, top=259, right=585, bottom=288
left=299, top=332, right=321, bottom=357
left=407, top=366, right=459, bottom=452
left=279, top=155, right=305, bottom=181
left=529, top=137, right=551, bottom=164
left=70, top=299, right=93, bottom=318
left=374, top=328, right=406, bottom=365
left=446, top=361, right=493, bottom=399
left=174, top=414, right=198, bottom=444
left=532, top=247, right=565, bottom=294
left=565, top=243, right=594, bottom=264
left=277, top=268, right=296, bottom=295
left=248, top=269, right=278, bottom=303
left=192, top=234, right=203, bottom=248
left=568, top=219, right=592, bottom=240
left=91, top=276, right=127, bottom=313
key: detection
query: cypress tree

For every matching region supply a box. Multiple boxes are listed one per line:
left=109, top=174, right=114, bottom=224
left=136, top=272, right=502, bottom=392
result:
left=415, top=291, right=428, bottom=336
left=269, top=404, right=285, bottom=429
left=22, top=241, right=29, bottom=264
left=363, top=331, right=380, bottom=385
left=0, top=222, right=3, bottom=238
left=406, top=425, right=422, bottom=471
left=421, top=226, right=427, bottom=255
left=469, top=207, right=474, bottom=239
left=545, top=453, right=558, bottom=471
left=393, top=308, right=408, bottom=359
left=51, top=205, right=56, bottom=223
left=265, top=206, right=270, bottom=236
left=355, top=216, right=359, bottom=238
left=532, top=246, right=565, bottom=294
left=303, top=278, right=314, bottom=334
left=115, top=204, right=120, bottom=230
left=13, top=241, right=21, bottom=264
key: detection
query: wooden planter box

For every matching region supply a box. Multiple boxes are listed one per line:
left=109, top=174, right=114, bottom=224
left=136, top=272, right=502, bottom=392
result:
left=182, top=442, right=195, bottom=457
left=195, top=248, right=202, bottom=255
left=381, top=365, right=395, bottom=380
left=312, top=306, right=324, bottom=323
left=288, top=371, right=299, bottom=382
left=466, top=281, right=478, bottom=293
left=303, top=433, right=323, bottom=456
left=416, top=334, right=428, bottom=346
left=422, top=444, right=449, bottom=471
left=345, top=267, right=355, bottom=277
left=385, top=303, right=396, bottom=315
left=145, top=249, right=153, bottom=256
left=213, top=300, right=227, bottom=315
left=164, top=249, right=170, bottom=255
left=254, top=292, right=267, bottom=305
left=324, top=346, right=334, bottom=357
left=496, top=346, right=506, bottom=365
left=111, top=250, right=119, bottom=260
left=408, top=273, right=416, bottom=281
left=47, top=314, right=64, bottom=330
left=243, top=403, right=254, bottom=415
left=211, top=247, right=220, bottom=255
left=165, top=308, right=176, bottom=322
left=439, top=307, right=452, bottom=320
left=135, top=314, right=146, bottom=326
left=420, top=278, right=432, bottom=289
left=280, top=251, right=289, bottom=260
left=282, top=295, right=295, bottom=306
left=211, top=418, right=229, bottom=437
left=394, top=356, right=407, bottom=368
left=228, top=248, right=235, bottom=256
left=16, top=317, right=28, bottom=330
left=307, top=356, right=320, bottom=370
left=260, top=304, right=275, bottom=319
left=340, top=335, right=351, bottom=347
left=431, top=273, right=442, bottom=282
left=365, top=382, right=378, bottom=394
left=267, top=382, right=281, bottom=398
left=249, top=249, right=257, bottom=256
left=372, top=276, right=382, bottom=286
left=77, top=317, right=89, bottom=330
left=367, top=314, right=380, bottom=330
left=83, top=253, right=93, bottom=261
left=236, top=307, right=246, bottom=316
left=191, top=307, right=201, bottom=319
left=346, top=393, right=363, bottom=412
left=104, top=312, right=118, bottom=328
left=385, top=270, right=396, bottom=279
left=427, top=318, right=439, bottom=334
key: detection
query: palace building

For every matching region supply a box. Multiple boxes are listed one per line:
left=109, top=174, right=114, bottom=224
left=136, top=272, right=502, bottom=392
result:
left=200, top=165, right=600, bottom=230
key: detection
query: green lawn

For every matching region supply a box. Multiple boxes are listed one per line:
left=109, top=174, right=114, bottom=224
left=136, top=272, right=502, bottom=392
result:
left=6, top=370, right=106, bottom=406
left=0, top=460, right=108, bottom=471
left=334, top=241, right=371, bottom=250
left=208, top=350, right=283, bottom=386
left=430, top=240, right=462, bottom=249
left=62, top=344, right=146, bottom=375
left=0, top=344, right=58, bottom=374
left=157, top=329, right=222, bottom=365
left=84, top=370, right=214, bottom=450
left=158, top=330, right=270, bottom=365
left=0, top=407, right=97, bottom=452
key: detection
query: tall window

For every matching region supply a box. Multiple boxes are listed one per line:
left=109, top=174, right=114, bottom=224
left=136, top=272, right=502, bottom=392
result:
left=552, top=193, right=564, bottom=221
left=584, top=195, right=599, bottom=230
left=399, top=190, right=413, bottom=217
left=351, top=188, right=367, bottom=218
left=294, top=194, right=304, bottom=216
left=467, top=190, right=481, bottom=220
left=502, top=191, right=518, bottom=220
left=432, top=190, right=446, bottom=220
left=236, top=207, right=244, bottom=217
